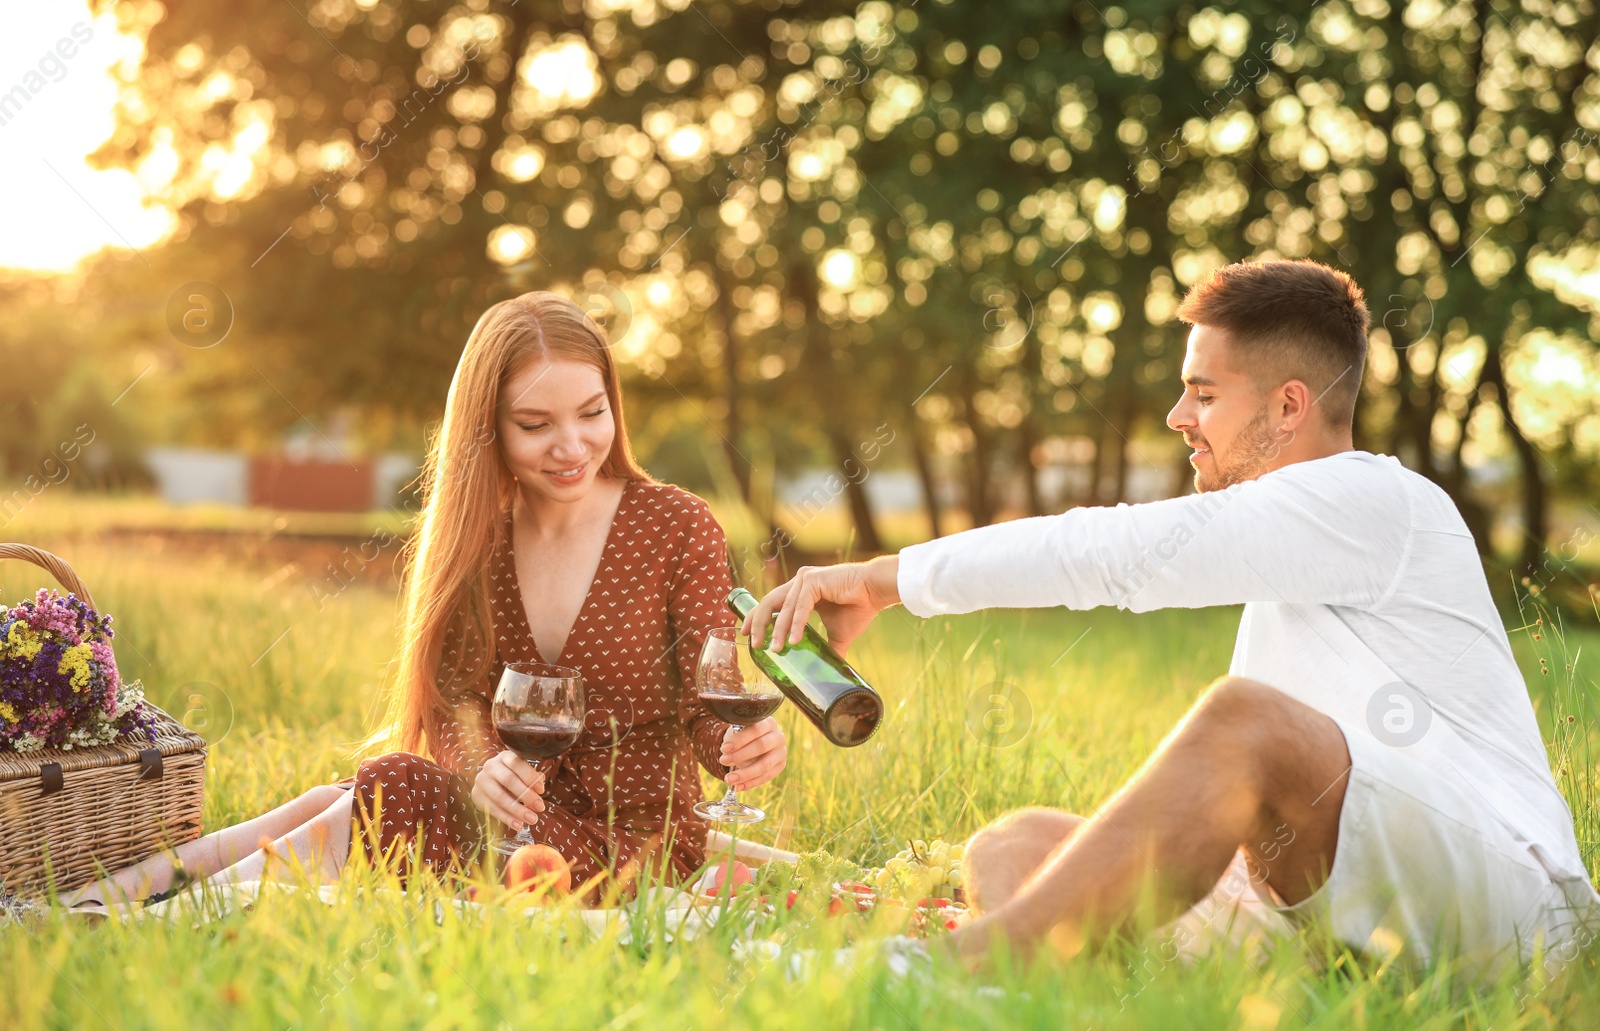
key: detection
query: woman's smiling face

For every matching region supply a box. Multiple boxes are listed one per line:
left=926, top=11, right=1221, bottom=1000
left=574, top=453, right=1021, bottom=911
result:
left=497, top=358, right=616, bottom=502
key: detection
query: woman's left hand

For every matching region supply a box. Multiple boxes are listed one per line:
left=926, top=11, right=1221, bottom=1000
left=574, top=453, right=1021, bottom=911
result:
left=719, top=717, right=788, bottom=790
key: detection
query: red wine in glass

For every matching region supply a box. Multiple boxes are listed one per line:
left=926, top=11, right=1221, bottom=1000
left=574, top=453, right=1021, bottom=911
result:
left=694, top=627, right=784, bottom=825
left=490, top=662, right=584, bottom=859
left=496, top=718, right=583, bottom=759
left=697, top=691, right=783, bottom=726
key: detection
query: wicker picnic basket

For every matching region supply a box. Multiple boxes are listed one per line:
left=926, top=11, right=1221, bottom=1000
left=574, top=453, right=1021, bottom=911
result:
left=0, top=544, right=207, bottom=896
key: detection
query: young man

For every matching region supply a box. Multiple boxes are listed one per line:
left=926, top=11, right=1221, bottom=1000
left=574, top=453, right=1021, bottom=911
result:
left=744, top=259, right=1597, bottom=978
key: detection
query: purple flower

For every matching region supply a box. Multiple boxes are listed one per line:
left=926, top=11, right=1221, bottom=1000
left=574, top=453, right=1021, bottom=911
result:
left=0, top=589, right=153, bottom=752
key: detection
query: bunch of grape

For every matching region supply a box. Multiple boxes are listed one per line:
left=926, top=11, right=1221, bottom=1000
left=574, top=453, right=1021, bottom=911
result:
left=870, top=838, right=966, bottom=900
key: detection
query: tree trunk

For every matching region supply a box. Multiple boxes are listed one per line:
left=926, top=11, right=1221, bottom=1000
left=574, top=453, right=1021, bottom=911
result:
left=1443, top=387, right=1493, bottom=554
left=1018, top=316, right=1049, bottom=517
left=959, top=376, right=994, bottom=527
left=1019, top=417, right=1045, bottom=516
left=1480, top=347, right=1547, bottom=574
left=1171, top=445, right=1195, bottom=498
left=909, top=418, right=944, bottom=538
left=713, top=276, right=751, bottom=500
left=1387, top=322, right=1438, bottom=479
left=1420, top=347, right=1446, bottom=475
left=830, top=430, right=883, bottom=553
left=785, top=257, right=879, bottom=549
left=1109, top=390, right=1134, bottom=503
left=1086, top=418, right=1107, bottom=506
left=1350, top=381, right=1370, bottom=453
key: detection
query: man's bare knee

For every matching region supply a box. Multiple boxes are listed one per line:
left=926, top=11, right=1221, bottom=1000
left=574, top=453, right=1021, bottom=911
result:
left=1192, top=676, right=1287, bottom=728
left=969, top=806, right=1084, bottom=851
left=1180, top=677, right=1318, bottom=765
left=1181, top=676, right=1349, bottom=903
left=966, top=807, right=1086, bottom=914
left=1189, top=676, right=1345, bottom=762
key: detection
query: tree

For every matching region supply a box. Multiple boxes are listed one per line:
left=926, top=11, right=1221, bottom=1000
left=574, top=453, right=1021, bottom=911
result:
left=70, top=0, right=1600, bottom=575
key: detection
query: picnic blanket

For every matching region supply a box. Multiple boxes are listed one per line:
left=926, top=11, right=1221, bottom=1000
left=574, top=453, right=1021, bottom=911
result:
left=67, top=878, right=935, bottom=981
left=90, top=880, right=723, bottom=943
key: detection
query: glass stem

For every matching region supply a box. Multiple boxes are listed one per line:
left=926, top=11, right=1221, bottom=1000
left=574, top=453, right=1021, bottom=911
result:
left=517, top=758, right=540, bottom=846
left=721, top=722, right=745, bottom=806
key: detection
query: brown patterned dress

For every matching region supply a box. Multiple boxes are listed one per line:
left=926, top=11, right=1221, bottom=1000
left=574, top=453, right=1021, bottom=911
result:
left=339, top=480, right=737, bottom=896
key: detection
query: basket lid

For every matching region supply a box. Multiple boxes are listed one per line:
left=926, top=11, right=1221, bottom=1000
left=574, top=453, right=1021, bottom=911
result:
left=0, top=703, right=206, bottom=780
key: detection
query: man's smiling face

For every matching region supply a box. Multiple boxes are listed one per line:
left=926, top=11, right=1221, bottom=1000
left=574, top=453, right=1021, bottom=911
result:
left=1165, top=324, right=1284, bottom=493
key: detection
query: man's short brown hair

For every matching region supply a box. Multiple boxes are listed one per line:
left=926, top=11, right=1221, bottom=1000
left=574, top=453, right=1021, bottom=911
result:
left=1174, top=259, right=1370, bottom=428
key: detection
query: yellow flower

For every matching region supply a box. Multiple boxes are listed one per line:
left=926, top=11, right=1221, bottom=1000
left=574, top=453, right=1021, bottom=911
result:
left=4, top=622, right=43, bottom=661
left=0, top=701, right=16, bottom=724
left=58, top=643, right=95, bottom=691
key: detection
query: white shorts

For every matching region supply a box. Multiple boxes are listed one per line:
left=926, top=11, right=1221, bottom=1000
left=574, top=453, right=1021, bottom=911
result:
left=1167, top=718, right=1599, bottom=981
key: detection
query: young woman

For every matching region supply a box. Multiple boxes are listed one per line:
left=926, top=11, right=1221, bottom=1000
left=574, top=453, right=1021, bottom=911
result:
left=65, top=291, right=787, bottom=908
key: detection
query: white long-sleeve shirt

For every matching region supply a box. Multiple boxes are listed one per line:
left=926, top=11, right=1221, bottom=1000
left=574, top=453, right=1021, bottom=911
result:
left=897, top=450, right=1595, bottom=898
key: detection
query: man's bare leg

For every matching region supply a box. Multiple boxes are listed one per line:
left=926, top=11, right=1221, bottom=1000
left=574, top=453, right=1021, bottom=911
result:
left=953, top=676, right=1351, bottom=963
left=63, top=785, right=353, bottom=906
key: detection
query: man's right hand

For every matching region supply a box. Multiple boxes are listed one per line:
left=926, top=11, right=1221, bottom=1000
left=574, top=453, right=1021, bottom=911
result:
left=741, top=555, right=901, bottom=657
left=470, top=750, right=546, bottom=832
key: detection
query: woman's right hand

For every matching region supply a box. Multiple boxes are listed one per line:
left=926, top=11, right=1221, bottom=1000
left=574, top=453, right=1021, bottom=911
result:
left=470, top=750, right=547, bottom=832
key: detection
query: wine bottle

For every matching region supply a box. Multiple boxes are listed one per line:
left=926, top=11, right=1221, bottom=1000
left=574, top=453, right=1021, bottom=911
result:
left=725, top=587, right=884, bottom=747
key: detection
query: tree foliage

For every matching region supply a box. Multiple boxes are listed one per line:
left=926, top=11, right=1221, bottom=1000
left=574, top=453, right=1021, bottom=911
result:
left=30, top=0, right=1600, bottom=574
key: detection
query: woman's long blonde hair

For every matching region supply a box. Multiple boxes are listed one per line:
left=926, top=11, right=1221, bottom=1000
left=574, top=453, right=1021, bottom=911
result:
left=368, top=291, right=651, bottom=762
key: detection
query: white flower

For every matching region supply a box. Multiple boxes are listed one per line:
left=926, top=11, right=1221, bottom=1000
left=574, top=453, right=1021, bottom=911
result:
left=112, top=680, right=147, bottom=719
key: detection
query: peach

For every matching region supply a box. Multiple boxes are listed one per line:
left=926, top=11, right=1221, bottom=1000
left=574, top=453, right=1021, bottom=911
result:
left=504, top=843, right=572, bottom=896
left=711, top=859, right=753, bottom=891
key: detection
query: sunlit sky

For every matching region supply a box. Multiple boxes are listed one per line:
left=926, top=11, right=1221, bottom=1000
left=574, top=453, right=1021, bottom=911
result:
left=0, top=4, right=174, bottom=272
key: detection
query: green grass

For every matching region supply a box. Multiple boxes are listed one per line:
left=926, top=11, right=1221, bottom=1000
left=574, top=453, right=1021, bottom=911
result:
left=2, top=511, right=1600, bottom=1029
left=0, top=490, right=416, bottom=540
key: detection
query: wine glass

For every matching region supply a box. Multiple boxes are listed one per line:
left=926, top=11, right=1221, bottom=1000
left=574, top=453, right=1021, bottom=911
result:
left=694, top=627, right=785, bottom=825
left=490, top=662, right=585, bottom=858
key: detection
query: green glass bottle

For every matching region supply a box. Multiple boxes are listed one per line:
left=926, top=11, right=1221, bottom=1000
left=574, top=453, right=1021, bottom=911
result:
left=725, top=587, right=883, bottom=747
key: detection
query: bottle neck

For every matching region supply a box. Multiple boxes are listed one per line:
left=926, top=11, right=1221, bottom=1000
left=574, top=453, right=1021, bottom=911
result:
left=727, top=587, right=757, bottom=618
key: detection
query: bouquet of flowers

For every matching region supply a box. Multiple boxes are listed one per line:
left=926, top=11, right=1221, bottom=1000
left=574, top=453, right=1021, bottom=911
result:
left=0, top=587, right=157, bottom=752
